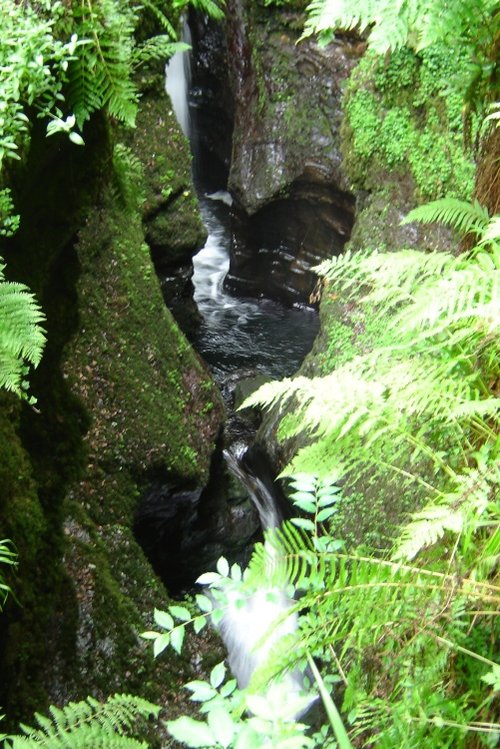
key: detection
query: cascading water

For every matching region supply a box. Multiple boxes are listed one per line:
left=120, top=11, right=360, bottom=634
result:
left=219, top=447, right=316, bottom=716
left=191, top=196, right=319, bottom=382
left=163, top=26, right=318, bottom=707
left=165, top=20, right=191, bottom=138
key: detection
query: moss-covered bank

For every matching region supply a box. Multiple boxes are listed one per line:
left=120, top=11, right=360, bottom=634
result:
left=0, top=75, right=223, bottom=726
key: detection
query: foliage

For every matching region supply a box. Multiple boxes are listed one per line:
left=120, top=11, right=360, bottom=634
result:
left=0, top=0, right=80, bottom=167
left=0, top=259, right=46, bottom=401
left=63, top=0, right=188, bottom=129
left=0, top=538, right=17, bottom=611
left=245, top=201, right=499, bottom=492
left=342, top=46, right=476, bottom=199
left=145, top=469, right=499, bottom=747
left=302, top=0, right=499, bottom=109
left=0, top=0, right=224, bottom=167
left=142, top=204, right=499, bottom=747
left=1, top=694, right=159, bottom=748
left=0, top=190, right=20, bottom=238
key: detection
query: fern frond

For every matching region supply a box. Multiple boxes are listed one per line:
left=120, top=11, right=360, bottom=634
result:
left=0, top=262, right=46, bottom=396
left=480, top=215, right=500, bottom=244
left=189, top=0, right=226, bottom=21
left=393, top=460, right=500, bottom=561
left=8, top=694, right=159, bottom=749
left=392, top=264, right=500, bottom=338
left=66, top=0, right=138, bottom=128
left=303, top=0, right=498, bottom=58
left=132, top=38, right=189, bottom=69
left=246, top=523, right=315, bottom=591
left=138, top=0, right=177, bottom=37
left=316, top=248, right=454, bottom=311
left=401, top=198, right=490, bottom=237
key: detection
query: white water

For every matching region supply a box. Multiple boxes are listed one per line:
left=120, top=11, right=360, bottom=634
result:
left=165, top=21, right=191, bottom=137
left=219, top=449, right=315, bottom=715
left=191, top=197, right=319, bottom=381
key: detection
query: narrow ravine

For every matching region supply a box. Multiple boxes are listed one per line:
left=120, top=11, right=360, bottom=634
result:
left=134, top=26, right=322, bottom=601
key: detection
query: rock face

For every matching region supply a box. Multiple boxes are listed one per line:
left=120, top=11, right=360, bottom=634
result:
left=219, top=0, right=359, bottom=305
left=0, top=86, right=224, bottom=723
left=188, top=10, right=234, bottom=190
left=131, top=73, right=208, bottom=334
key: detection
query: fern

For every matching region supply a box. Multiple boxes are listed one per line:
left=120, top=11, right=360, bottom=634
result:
left=401, top=197, right=490, bottom=236
left=0, top=260, right=46, bottom=399
left=393, top=458, right=500, bottom=561
left=303, top=0, right=498, bottom=56
left=132, top=38, right=189, bottom=69
left=189, top=0, right=226, bottom=21
left=5, top=694, right=159, bottom=749
left=0, top=538, right=17, bottom=610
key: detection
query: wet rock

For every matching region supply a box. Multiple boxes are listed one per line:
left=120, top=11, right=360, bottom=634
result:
left=188, top=10, right=234, bottom=190
left=134, top=452, right=261, bottom=596
left=225, top=179, right=354, bottom=306
left=214, top=1, right=359, bottom=304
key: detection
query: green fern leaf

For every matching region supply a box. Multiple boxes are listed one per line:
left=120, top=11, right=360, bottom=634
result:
left=401, top=198, right=490, bottom=237
left=7, top=694, right=159, bottom=749
left=0, top=262, right=46, bottom=397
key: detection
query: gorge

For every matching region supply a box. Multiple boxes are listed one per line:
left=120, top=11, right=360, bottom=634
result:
left=0, top=2, right=497, bottom=747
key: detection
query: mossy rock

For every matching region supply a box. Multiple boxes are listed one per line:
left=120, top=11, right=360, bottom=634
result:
left=62, top=177, right=223, bottom=523
left=128, top=79, right=207, bottom=265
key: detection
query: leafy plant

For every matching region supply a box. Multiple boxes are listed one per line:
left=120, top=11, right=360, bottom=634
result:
left=0, top=259, right=46, bottom=401
left=302, top=0, right=498, bottom=74
left=145, top=470, right=498, bottom=747
left=0, top=538, right=17, bottom=611
left=341, top=45, right=476, bottom=199
left=143, top=199, right=499, bottom=746
left=0, top=0, right=82, bottom=166
left=1, top=694, right=159, bottom=748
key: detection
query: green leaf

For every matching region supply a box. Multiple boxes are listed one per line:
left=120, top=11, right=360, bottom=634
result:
left=154, top=608, right=174, bottom=630
left=231, top=563, right=242, bottom=581
left=217, top=557, right=230, bottom=576
left=197, top=572, right=221, bottom=585
left=317, top=507, right=335, bottom=522
left=481, top=664, right=500, bottom=691
left=167, top=716, right=215, bottom=747
left=170, top=625, right=185, bottom=654
left=69, top=131, right=85, bottom=145
left=210, top=661, right=226, bottom=689
left=196, top=594, right=213, bottom=612
left=234, top=724, right=261, bottom=749
left=220, top=679, right=237, bottom=698
left=140, top=630, right=159, bottom=640
left=208, top=708, right=235, bottom=748
left=194, top=616, right=207, bottom=634
left=291, top=518, right=316, bottom=532
left=185, top=680, right=218, bottom=702
left=153, top=633, right=170, bottom=657
left=169, top=605, right=191, bottom=621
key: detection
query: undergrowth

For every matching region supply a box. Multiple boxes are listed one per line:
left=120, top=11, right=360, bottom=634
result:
left=342, top=46, right=476, bottom=199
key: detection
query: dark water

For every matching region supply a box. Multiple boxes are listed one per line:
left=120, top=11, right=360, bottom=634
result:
left=192, top=194, right=319, bottom=381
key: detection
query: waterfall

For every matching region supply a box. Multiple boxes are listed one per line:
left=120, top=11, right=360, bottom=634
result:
left=165, top=19, right=192, bottom=138
left=216, top=447, right=316, bottom=717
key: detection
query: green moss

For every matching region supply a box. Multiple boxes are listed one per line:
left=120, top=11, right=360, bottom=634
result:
left=62, top=176, right=222, bottom=524
left=343, top=46, right=476, bottom=200
left=0, top=91, right=223, bottom=725
left=126, top=85, right=207, bottom=262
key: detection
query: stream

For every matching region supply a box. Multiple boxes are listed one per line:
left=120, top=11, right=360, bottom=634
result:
left=192, top=194, right=319, bottom=383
